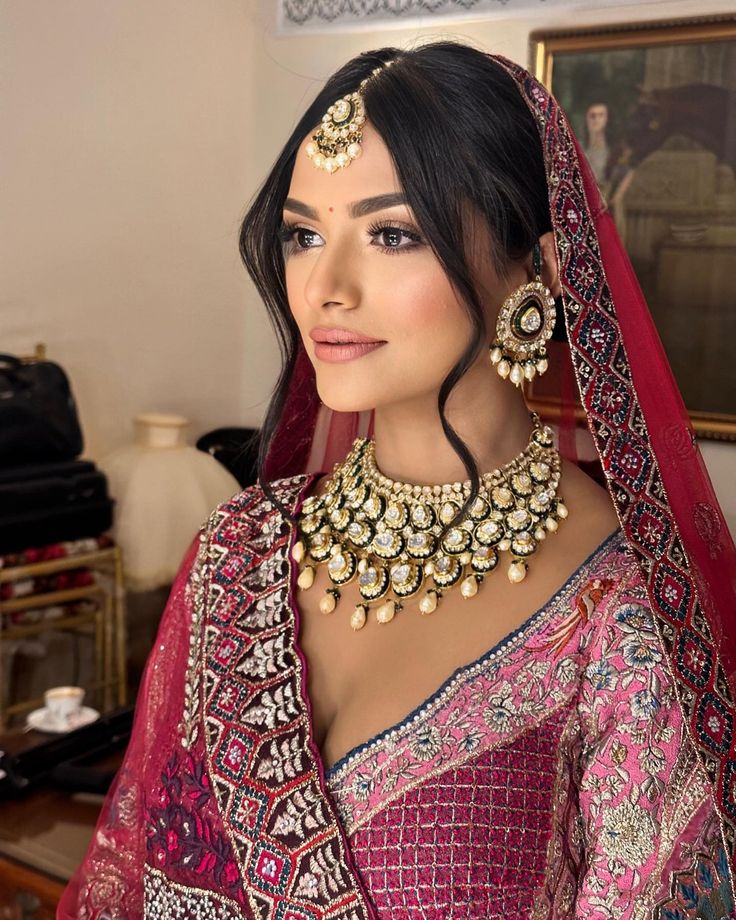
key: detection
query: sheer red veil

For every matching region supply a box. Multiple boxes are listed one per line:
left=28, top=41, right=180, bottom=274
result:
left=264, top=54, right=736, bottom=863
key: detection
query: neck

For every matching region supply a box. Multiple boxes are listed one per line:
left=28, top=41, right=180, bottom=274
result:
left=372, top=358, right=533, bottom=486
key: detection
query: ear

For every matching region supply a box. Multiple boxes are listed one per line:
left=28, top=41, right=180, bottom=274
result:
left=538, top=232, right=561, bottom=298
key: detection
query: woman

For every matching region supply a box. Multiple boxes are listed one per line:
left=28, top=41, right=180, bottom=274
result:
left=582, top=100, right=610, bottom=188
left=60, top=42, right=736, bottom=918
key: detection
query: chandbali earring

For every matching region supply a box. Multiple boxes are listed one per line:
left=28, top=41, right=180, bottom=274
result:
left=490, top=244, right=556, bottom=387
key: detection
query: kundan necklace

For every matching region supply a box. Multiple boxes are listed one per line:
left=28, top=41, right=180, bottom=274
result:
left=293, top=414, right=567, bottom=631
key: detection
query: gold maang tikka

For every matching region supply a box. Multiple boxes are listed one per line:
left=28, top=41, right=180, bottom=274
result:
left=305, top=61, right=394, bottom=174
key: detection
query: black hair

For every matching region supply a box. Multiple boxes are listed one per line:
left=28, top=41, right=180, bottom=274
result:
left=239, top=41, right=552, bottom=526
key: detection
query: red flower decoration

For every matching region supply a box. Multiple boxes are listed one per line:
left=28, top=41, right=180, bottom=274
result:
left=196, top=852, right=217, bottom=874
left=224, top=861, right=240, bottom=885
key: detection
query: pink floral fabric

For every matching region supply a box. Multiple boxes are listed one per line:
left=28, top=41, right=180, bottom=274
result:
left=325, top=532, right=734, bottom=918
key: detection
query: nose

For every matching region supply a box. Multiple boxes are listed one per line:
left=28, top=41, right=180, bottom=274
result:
left=303, top=235, right=361, bottom=312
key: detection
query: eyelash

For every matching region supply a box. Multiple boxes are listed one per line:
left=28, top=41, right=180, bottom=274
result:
left=277, top=220, right=423, bottom=256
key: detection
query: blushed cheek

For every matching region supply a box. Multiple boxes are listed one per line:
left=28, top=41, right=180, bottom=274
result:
left=284, top=263, right=310, bottom=335
left=383, top=269, right=470, bottom=357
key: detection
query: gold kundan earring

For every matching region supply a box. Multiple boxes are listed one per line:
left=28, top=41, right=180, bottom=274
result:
left=305, top=61, right=394, bottom=174
left=490, top=244, right=556, bottom=387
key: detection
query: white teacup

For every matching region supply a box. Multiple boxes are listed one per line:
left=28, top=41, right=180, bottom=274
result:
left=44, top=685, right=85, bottom=725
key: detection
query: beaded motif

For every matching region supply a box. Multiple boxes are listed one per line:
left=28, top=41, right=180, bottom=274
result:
left=494, top=56, right=736, bottom=872
left=144, top=866, right=243, bottom=919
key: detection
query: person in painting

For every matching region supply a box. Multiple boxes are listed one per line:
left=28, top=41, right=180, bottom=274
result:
left=582, top=100, right=633, bottom=242
left=59, top=41, right=736, bottom=919
left=582, top=101, right=610, bottom=188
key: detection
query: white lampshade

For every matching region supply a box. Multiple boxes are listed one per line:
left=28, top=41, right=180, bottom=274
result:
left=100, top=413, right=241, bottom=590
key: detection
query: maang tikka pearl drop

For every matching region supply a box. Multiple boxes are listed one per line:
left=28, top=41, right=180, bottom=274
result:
left=305, top=61, right=394, bottom=174
left=490, top=244, right=556, bottom=387
left=293, top=415, right=568, bottom=631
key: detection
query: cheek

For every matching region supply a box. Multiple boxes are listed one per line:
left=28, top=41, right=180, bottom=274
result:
left=284, top=251, right=476, bottom=413
left=284, top=260, right=307, bottom=318
left=381, top=256, right=470, bottom=355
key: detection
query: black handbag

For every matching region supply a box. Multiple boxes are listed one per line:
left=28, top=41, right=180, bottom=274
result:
left=0, top=352, right=84, bottom=465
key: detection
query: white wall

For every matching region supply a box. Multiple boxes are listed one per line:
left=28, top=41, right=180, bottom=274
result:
left=3, top=1, right=269, bottom=458
left=2, top=0, right=733, bottom=530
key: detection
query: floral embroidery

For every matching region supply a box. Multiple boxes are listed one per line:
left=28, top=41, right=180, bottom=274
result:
left=600, top=800, right=656, bottom=865
left=573, top=582, right=716, bottom=913
left=145, top=750, right=246, bottom=905
left=351, top=771, right=377, bottom=802
left=407, top=724, right=444, bottom=760
left=622, top=636, right=663, bottom=669
left=483, top=682, right=519, bottom=732
left=585, top=659, right=617, bottom=691
left=321, top=532, right=733, bottom=917
left=631, top=688, right=660, bottom=720
left=327, top=534, right=627, bottom=835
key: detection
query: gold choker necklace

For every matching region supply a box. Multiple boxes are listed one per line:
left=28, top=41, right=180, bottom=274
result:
left=293, top=416, right=567, bottom=630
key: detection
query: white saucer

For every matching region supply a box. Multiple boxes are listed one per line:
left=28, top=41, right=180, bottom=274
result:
left=26, top=705, right=100, bottom=734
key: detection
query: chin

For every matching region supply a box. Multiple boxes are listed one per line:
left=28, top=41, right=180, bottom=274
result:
left=316, top=388, right=378, bottom=415
left=312, top=373, right=380, bottom=413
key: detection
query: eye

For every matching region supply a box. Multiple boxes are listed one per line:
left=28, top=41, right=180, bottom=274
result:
left=277, top=219, right=423, bottom=256
left=277, top=222, right=323, bottom=254
left=368, top=220, right=423, bottom=253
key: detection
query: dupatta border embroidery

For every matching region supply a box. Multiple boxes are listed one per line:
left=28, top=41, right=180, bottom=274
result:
left=190, top=479, right=374, bottom=920
left=495, top=57, right=736, bottom=873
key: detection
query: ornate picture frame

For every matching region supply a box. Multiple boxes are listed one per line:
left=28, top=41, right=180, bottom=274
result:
left=530, top=17, right=736, bottom=441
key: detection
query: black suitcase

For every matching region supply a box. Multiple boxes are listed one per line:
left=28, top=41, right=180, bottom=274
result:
left=0, top=459, right=114, bottom=554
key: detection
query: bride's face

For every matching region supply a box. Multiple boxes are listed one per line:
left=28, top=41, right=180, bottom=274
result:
left=282, top=123, right=504, bottom=414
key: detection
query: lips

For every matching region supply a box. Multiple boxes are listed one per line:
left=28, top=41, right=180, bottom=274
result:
left=309, top=327, right=384, bottom=345
left=309, top=327, right=387, bottom=364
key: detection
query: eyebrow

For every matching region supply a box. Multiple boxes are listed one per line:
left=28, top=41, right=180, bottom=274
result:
left=283, top=193, right=408, bottom=220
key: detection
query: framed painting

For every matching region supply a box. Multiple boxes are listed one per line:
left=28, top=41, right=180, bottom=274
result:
left=530, top=17, right=736, bottom=440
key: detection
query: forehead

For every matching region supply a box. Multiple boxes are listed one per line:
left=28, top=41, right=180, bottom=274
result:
left=288, top=122, right=402, bottom=206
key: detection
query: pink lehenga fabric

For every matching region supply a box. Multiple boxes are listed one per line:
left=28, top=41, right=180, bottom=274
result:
left=325, top=529, right=730, bottom=918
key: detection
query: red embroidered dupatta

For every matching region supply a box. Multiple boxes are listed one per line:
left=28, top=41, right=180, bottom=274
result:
left=59, top=51, right=736, bottom=918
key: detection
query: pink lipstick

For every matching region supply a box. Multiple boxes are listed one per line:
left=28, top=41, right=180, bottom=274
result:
left=309, top=327, right=387, bottom=364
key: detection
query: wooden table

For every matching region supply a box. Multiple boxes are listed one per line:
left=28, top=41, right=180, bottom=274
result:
left=0, top=728, right=121, bottom=919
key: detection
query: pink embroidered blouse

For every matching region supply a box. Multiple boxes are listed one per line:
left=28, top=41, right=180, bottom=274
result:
left=59, top=477, right=734, bottom=919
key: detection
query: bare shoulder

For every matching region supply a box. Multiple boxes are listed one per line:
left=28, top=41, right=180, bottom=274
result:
left=559, top=458, right=620, bottom=550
